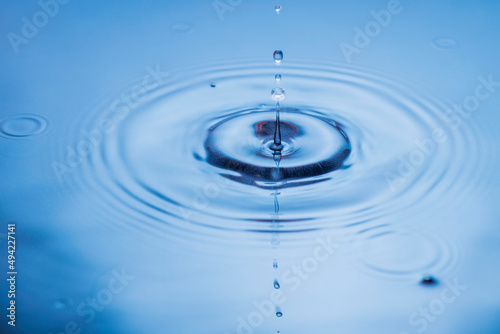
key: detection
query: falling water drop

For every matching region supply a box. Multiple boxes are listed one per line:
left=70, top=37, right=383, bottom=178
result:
left=273, top=50, right=283, bottom=64
left=276, top=311, right=283, bottom=317
left=273, top=260, right=278, bottom=269
left=271, top=88, right=285, bottom=101
left=210, top=82, right=216, bottom=88
left=275, top=5, right=282, bottom=14
left=274, top=279, right=280, bottom=289
left=275, top=74, right=282, bottom=83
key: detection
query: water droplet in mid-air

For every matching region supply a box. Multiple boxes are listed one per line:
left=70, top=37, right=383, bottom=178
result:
left=273, top=50, right=283, bottom=64
left=210, top=82, right=216, bottom=88
left=420, top=275, right=438, bottom=286
left=271, top=88, right=285, bottom=101
left=273, top=260, right=278, bottom=269
left=276, top=311, right=283, bottom=317
left=275, top=74, right=282, bottom=83
left=274, top=279, right=280, bottom=289
left=275, top=5, right=282, bottom=14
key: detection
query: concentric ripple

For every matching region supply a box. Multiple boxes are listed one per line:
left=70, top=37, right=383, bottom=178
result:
left=66, top=60, right=481, bottom=249
left=205, top=108, right=350, bottom=185
left=353, top=225, right=460, bottom=284
left=0, top=114, right=47, bottom=138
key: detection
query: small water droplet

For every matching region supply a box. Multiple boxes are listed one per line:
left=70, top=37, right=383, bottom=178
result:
left=275, top=5, right=282, bottom=14
left=273, top=260, right=278, bottom=269
left=271, top=87, right=285, bottom=101
left=273, top=50, right=283, bottom=64
left=210, top=82, right=216, bottom=88
left=170, top=22, right=193, bottom=34
left=420, top=275, right=438, bottom=286
left=274, top=279, right=280, bottom=289
left=276, top=311, right=283, bottom=317
left=433, top=37, right=458, bottom=50
left=275, top=74, right=282, bottom=83
left=53, top=298, right=72, bottom=310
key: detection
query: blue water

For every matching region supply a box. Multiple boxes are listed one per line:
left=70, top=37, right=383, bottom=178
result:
left=1, top=1, right=500, bottom=333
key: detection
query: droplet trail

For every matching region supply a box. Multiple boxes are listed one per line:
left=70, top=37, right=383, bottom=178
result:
left=273, top=152, right=282, bottom=167
left=274, top=193, right=280, bottom=213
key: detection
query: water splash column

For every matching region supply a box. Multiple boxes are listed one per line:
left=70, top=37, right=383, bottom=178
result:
left=270, top=4, right=285, bottom=329
left=271, top=51, right=285, bottom=167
